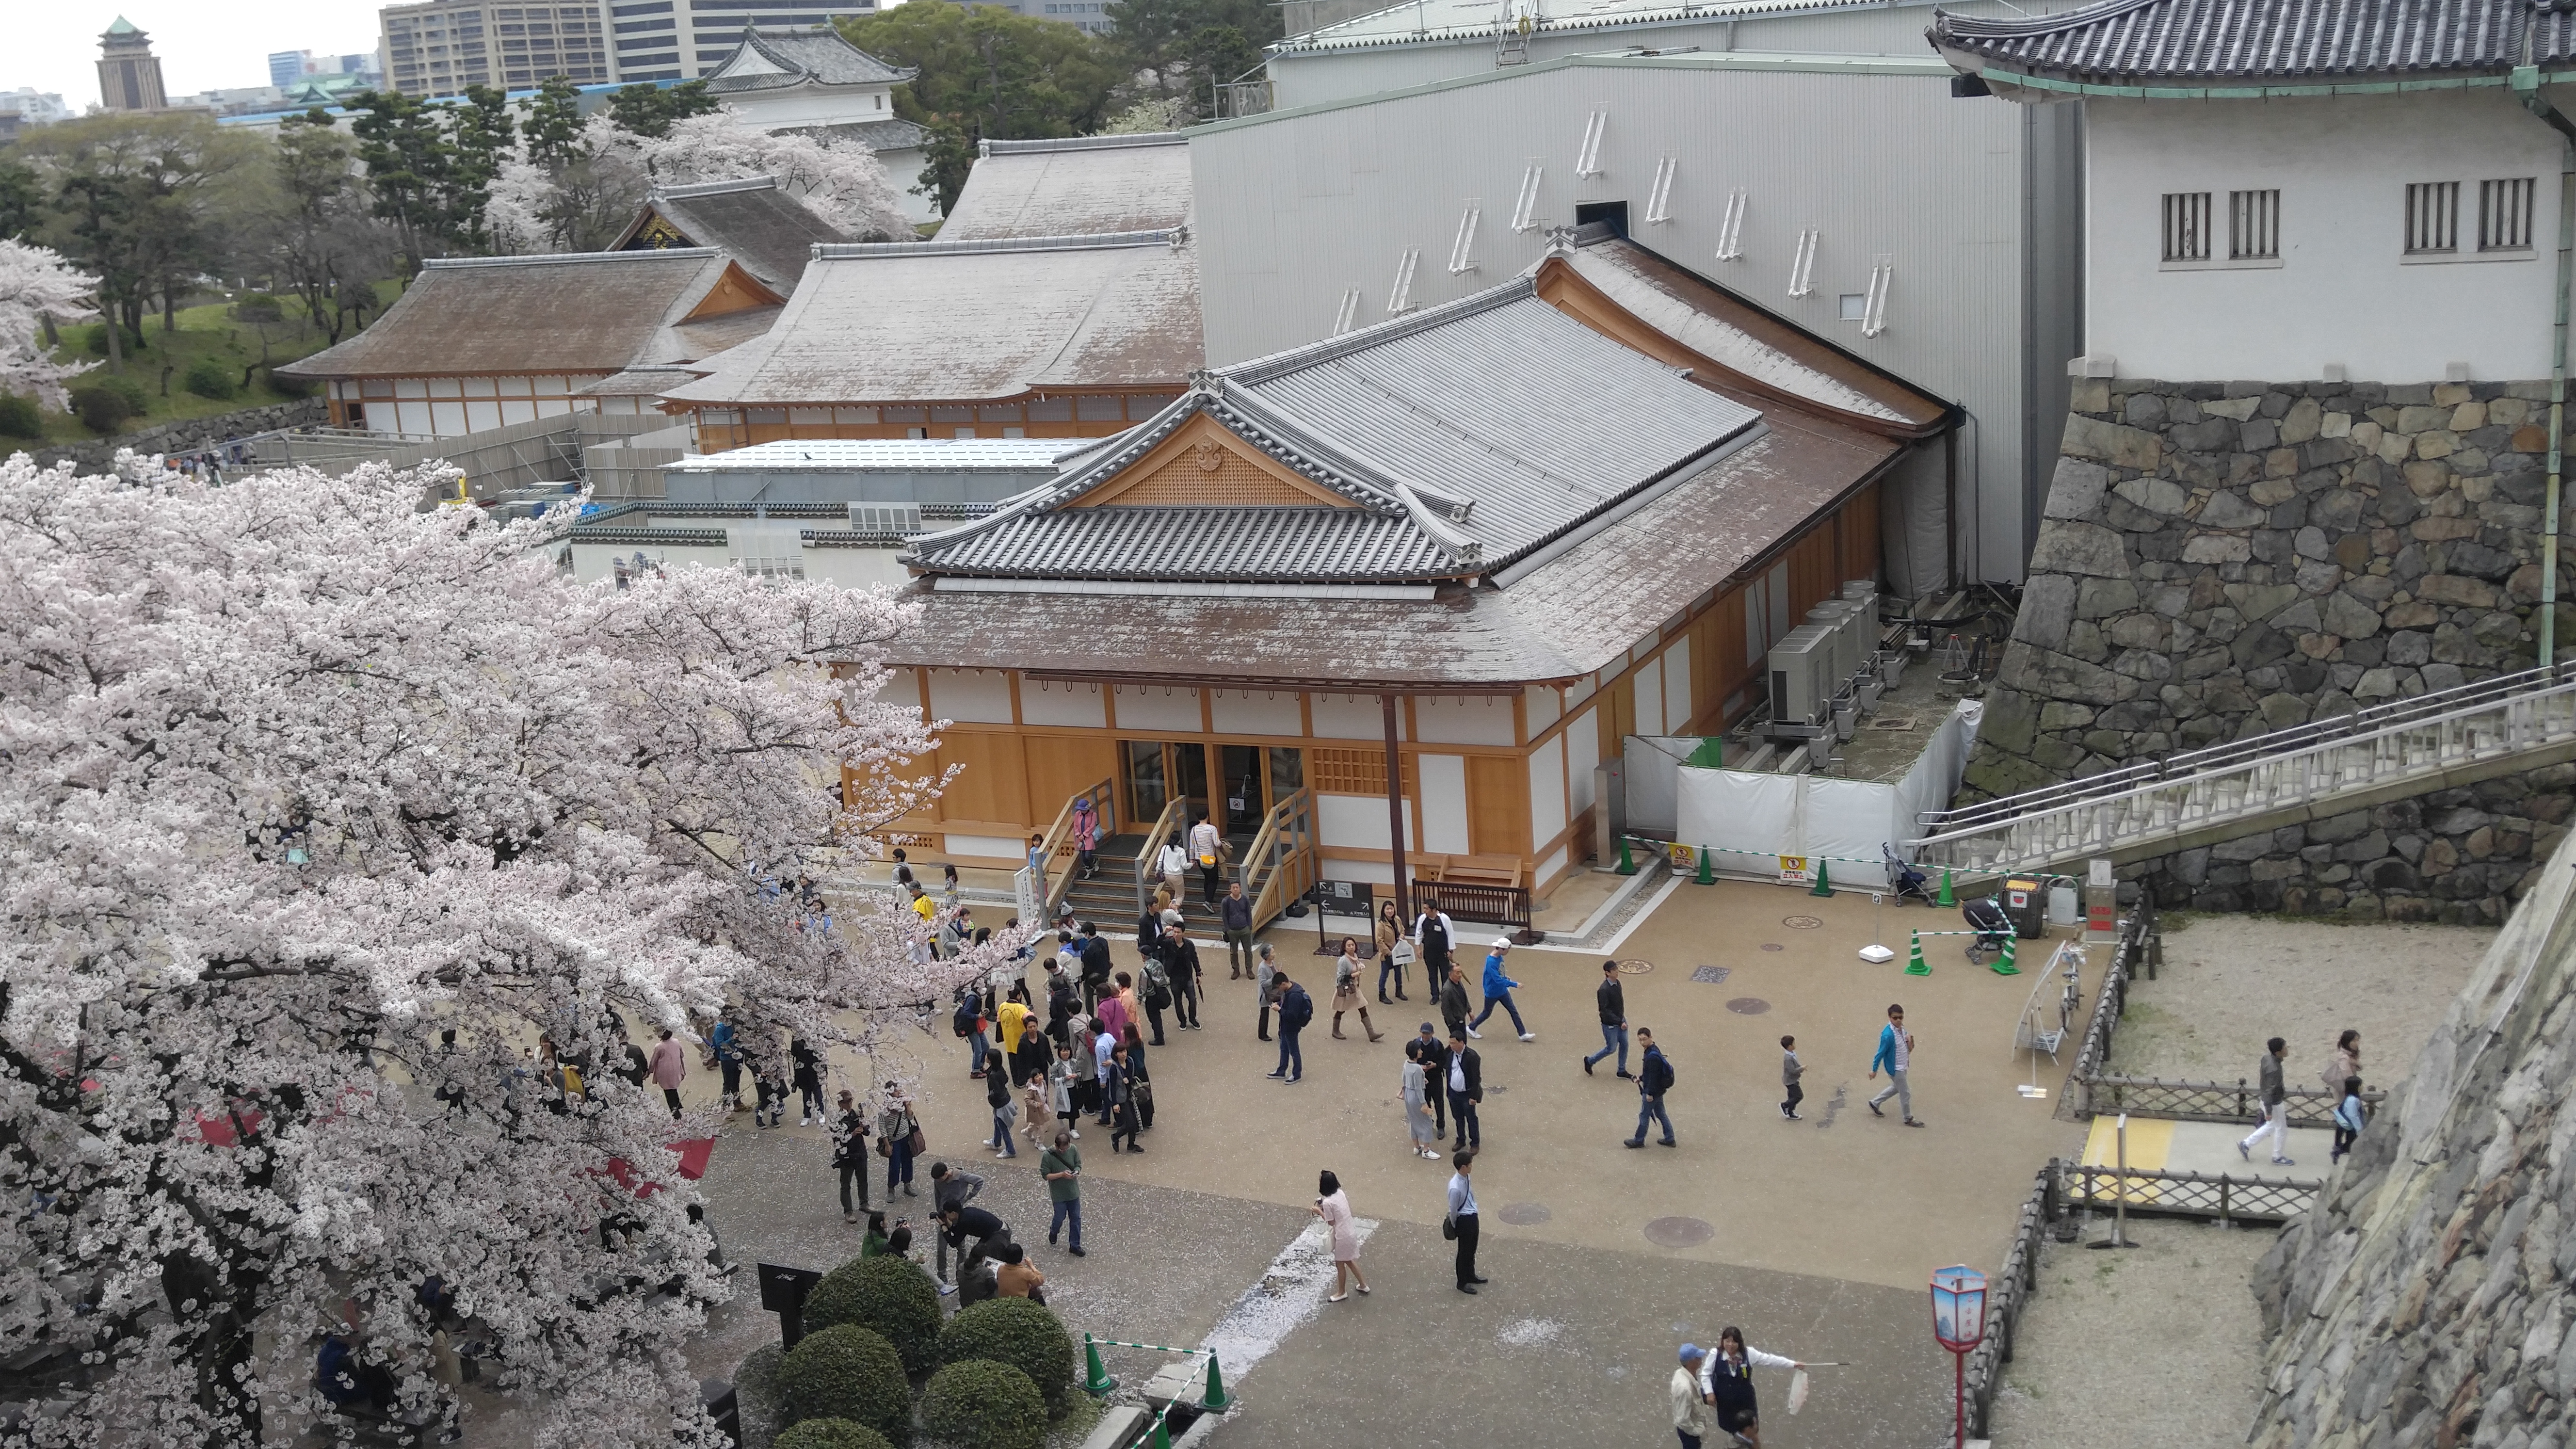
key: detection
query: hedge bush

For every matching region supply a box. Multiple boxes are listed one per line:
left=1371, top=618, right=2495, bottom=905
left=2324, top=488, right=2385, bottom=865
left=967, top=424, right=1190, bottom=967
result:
left=775, top=1325, right=912, bottom=1447
left=67, top=383, right=133, bottom=435
left=773, top=1420, right=895, bottom=1449
left=181, top=357, right=235, bottom=400
left=936, top=1298, right=1073, bottom=1408
left=0, top=393, right=40, bottom=439
left=920, top=1360, right=1046, bottom=1449
left=804, top=1255, right=942, bottom=1376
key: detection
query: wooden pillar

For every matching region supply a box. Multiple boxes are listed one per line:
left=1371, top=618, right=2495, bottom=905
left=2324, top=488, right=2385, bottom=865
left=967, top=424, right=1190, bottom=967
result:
left=1381, top=691, right=1410, bottom=924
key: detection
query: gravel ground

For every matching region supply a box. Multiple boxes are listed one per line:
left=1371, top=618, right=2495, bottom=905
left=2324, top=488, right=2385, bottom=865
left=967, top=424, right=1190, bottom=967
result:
left=1984, top=1217, right=2273, bottom=1449
left=2105, top=914, right=2493, bottom=1085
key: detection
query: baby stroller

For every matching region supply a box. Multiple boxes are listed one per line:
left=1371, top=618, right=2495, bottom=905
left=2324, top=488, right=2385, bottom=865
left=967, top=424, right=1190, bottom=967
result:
left=1882, top=844, right=1935, bottom=906
left=1961, top=896, right=2014, bottom=962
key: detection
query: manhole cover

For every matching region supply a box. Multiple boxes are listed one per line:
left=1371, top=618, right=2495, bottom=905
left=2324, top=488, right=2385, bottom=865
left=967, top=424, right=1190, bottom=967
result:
left=1690, top=965, right=1732, bottom=984
left=1616, top=959, right=1654, bottom=975
left=1782, top=915, right=1823, bottom=930
left=1761, top=943, right=1785, bottom=952
left=1869, top=717, right=1919, bottom=731
left=1726, top=997, right=1772, bottom=1015
left=1498, top=1202, right=1551, bottom=1225
left=1643, top=1216, right=1715, bottom=1249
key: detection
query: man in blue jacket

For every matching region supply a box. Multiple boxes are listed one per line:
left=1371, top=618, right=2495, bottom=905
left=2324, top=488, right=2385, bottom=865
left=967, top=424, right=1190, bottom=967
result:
left=1624, top=1027, right=1676, bottom=1147
left=1268, top=974, right=1314, bottom=1083
left=1867, top=1002, right=1924, bottom=1127
left=1470, top=938, right=1533, bottom=1041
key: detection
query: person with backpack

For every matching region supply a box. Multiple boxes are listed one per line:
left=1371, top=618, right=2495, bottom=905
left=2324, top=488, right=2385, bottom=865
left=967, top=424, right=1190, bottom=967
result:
left=984, top=1062, right=1018, bottom=1159
left=832, top=1088, right=871, bottom=1220
left=1079, top=923, right=1113, bottom=1014
left=1625, top=1028, right=1677, bottom=1148
left=2331, top=1075, right=2367, bottom=1163
left=1269, top=974, right=1314, bottom=1083
left=1139, top=949, right=1174, bottom=1046
left=952, top=988, right=989, bottom=1080
left=709, top=1009, right=742, bottom=1111
left=879, top=1082, right=921, bottom=1198
left=1070, top=796, right=1100, bottom=880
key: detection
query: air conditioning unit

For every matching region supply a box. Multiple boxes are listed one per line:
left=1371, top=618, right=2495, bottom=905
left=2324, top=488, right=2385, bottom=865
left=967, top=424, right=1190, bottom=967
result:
left=1806, top=601, right=1862, bottom=687
left=1768, top=625, right=1836, bottom=732
left=1840, top=579, right=1877, bottom=603
left=848, top=502, right=924, bottom=536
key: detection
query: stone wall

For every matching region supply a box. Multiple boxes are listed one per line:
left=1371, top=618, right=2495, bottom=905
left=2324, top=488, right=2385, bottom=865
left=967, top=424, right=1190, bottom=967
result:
left=14, top=398, right=327, bottom=473
left=1964, top=377, right=2576, bottom=923
left=2248, top=825, right=2576, bottom=1449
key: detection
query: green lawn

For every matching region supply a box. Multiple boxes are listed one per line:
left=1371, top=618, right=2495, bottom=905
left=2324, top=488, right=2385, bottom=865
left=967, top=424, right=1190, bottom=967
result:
left=9, top=280, right=406, bottom=445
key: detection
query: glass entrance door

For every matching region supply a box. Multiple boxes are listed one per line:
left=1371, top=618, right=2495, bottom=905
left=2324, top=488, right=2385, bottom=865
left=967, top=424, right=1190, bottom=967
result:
left=1123, top=741, right=1214, bottom=837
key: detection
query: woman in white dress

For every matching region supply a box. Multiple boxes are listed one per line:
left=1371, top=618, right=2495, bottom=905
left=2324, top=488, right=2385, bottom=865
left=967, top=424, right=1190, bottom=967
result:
left=1313, top=1170, right=1368, bottom=1302
left=1401, top=1057, right=1440, bottom=1159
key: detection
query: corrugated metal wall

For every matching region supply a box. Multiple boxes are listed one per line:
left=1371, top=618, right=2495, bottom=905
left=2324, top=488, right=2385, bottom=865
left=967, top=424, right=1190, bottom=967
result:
left=1191, top=57, right=2070, bottom=582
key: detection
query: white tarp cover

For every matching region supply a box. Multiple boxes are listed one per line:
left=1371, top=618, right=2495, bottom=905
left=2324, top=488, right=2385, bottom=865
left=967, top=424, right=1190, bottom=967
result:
left=1675, top=700, right=1983, bottom=869
left=1621, top=735, right=1712, bottom=836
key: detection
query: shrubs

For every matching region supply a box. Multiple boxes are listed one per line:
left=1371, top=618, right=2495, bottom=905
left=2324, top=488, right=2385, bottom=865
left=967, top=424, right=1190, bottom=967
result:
left=773, top=1420, right=895, bottom=1449
left=776, top=1325, right=912, bottom=1448
left=804, top=1255, right=942, bottom=1376
left=937, top=1299, right=1073, bottom=1409
left=68, top=382, right=134, bottom=435
left=229, top=293, right=286, bottom=323
left=181, top=358, right=236, bottom=400
left=920, top=1361, right=1046, bottom=1449
left=0, top=393, right=41, bottom=439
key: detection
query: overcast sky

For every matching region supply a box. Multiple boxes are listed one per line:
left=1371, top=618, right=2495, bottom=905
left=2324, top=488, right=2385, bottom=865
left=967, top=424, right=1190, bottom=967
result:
left=13, top=2, right=388, bottom=113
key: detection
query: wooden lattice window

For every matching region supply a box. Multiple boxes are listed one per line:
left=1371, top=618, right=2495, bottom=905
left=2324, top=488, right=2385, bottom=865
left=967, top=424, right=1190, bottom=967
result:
left=1311, top=747, right=1414, bottom=796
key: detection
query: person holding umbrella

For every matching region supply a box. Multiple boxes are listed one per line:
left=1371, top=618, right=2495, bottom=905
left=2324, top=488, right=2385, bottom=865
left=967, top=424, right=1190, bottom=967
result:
left=1696, top=1327, right=1805, bottom=1449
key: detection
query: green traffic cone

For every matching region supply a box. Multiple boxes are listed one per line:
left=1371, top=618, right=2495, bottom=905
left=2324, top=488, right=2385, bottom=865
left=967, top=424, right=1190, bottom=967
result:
left=1615, top=836, right=1637, bottom=875
left=1082, top=1334, right=1118, bottom=1397
left=1147, top=1414, right=1172, bottom=1449
left=1810, top=858, right=1832, bottom=898
left=1904, top=929, right=1930, bottom=976
left=1694, top=846, right=1714, bottom=886
left=1935, top=867, right=1955, bottom=908
left=1201, top=1352, right=1234, bottom=1413
left=1993, top=933, right=2020, bottom=976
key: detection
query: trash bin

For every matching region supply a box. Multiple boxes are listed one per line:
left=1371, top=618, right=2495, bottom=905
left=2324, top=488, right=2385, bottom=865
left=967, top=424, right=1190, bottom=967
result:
left=2002, top=877, right=2048, bottom=938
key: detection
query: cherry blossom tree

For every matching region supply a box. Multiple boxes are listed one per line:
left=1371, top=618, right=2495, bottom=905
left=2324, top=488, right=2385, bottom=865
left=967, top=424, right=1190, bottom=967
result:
left=0, top=239, right=99, bottom=411
left=0, top=451, right=1000, bottom=1446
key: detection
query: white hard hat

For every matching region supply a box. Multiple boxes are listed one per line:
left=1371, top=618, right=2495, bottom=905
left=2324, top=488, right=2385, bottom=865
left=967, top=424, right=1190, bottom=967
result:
left=1493, top=936, right=1512, bottom=948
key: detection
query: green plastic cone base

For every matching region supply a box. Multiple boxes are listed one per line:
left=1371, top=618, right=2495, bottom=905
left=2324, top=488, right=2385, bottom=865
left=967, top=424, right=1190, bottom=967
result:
left=1201, top=1352, right=1233, bottom=1412
left=1082, top=1334, right=1118, bottom=1397
left=1904, top=929, right=1930, bottom=976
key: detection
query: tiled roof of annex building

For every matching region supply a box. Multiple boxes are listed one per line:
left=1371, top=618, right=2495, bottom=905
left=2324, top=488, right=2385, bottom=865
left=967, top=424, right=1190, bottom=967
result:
left=1274, top=0, right=1940, bottom=53
left=1929, top=0, right=2576, bottom=86
left=937, top=133, right=1192, bottom=242
left=701, top=27, right=916, bottom=91
left=613, top=176, right=853, bottom=291
left=905, top=278, right=1764, bottom=584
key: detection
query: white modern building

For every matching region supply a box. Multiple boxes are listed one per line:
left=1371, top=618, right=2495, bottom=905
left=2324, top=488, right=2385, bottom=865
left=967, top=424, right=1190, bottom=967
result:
left=1932, top=0, right=2576, bottom=386
left=380, top=0, right=613, bottom=97
left=605, top=1, right=881, bottom=82
left=1187, top=49, right=2082, bottom=587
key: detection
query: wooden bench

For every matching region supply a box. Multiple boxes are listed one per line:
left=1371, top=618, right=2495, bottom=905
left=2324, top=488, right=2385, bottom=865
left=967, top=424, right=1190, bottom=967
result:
left=1412, top=853, right=1526, bottom=890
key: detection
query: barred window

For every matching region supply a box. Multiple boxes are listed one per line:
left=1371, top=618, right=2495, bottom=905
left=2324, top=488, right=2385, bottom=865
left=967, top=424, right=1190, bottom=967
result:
left=2480, top=177, right=2536, bottom=251
left=2228, top=189, right=2279, bottom=260
left=2161, top=192, right=2211, bottom=262
left=2405, top=181, right=2460, bottom=254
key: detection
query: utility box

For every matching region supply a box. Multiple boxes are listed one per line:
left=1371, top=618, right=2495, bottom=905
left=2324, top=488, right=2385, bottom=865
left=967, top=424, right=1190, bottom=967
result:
left=1768, top=626, right=1836, bottom=730
left=2002, top=876, right=2048, bottom=938
left=1804, top=601, right=1860, bottom=685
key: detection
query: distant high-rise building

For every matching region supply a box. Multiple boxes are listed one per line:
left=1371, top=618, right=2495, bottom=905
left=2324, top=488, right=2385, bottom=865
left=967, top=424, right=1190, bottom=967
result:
left=0, top=88, right=72, bottom=127
left=269, top=48, right=386, bottom=92
left=604, top=4, right=878, bottom=85
left=269, top=49, right=315, bottom=88
left=379, top=0, right=612, bottom=99
left=97, top=16, right=167, bottom=112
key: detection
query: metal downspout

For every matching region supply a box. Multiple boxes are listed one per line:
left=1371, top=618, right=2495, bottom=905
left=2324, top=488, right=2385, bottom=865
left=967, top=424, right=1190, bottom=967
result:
left=2515, top=69, right=2576, bottom=665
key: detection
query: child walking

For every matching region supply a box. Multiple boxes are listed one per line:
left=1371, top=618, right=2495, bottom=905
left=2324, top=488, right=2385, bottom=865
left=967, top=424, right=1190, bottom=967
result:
left=2331, top=1074, right=2367, bottom=1163
left=1780, top=1035, right=1805, bottom=1121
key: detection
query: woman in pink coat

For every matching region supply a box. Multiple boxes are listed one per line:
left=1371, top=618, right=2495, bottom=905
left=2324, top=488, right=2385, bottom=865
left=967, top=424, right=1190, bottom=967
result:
left=1313, top=1169, right=1368, bottom=1302
left=649, top=1028, right=688, bottom=1120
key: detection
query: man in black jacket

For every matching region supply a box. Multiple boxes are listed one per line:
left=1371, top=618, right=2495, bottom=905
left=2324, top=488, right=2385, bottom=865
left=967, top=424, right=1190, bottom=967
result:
left=1078, top=923, right=1113, bottom=1014
left=1439, top=965, right=1472, bottom=1043
left=1583, top=958, right=1631, bottom=1079
left=1446, top=1031, right=1482, bottom=1149
left=1161, top=929, right=1204, bottom=1030
left=1269, top=976, right=1314, bottom=1083
left=1406, top=1024, right=1450, bottom=1138
left=1624, top=1028, right=1676, bottom=1148
left=939, top=1201, right=1012, bottom=1300
left=1221, top=881, right=1255, bottom=979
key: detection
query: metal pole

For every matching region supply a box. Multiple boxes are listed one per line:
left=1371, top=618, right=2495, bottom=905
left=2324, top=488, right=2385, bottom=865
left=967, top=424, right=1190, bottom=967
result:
left=1381, top=692, right=1411, bottom=926
left=1954, top=1350, right=1966, bottom=1449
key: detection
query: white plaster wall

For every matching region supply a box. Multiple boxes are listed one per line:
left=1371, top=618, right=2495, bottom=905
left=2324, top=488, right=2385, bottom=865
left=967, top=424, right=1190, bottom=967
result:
left=1415, top=693, right=1517, bottom=745
left=942, top=833, right=1024, bottom=862
left=1210, top=689, right=1304, bottom=736
left=720, top=85, right=897, bottom=130
left=927, top=668, right=1014, bottom=724
left=1566, top=707, right=1600, bottom=817
left=1634, top=659, right=1664, bottom=740
left=567, top=540, right=731, bottom=582
left=803, top=547, right=910, bottom=590
left=1112, top=684, right=1203, bottom=733
left=2085, top=89, right=2572, bottom=384
left=877, top=666, right=917, bottom=707
left=1525, top=684, right=1561, bottom=735
left=1529, top=734, right=1566, bottom=847
left=1020, top=678, right=1107, bottom=727
left=1311, top=691, right=1404, bottom=740
left=1418, top=754, right=1470, bottom=854
left=1662, top=637, right=1692, bottom=733
left=1319, top=792, right=1413, bottom=851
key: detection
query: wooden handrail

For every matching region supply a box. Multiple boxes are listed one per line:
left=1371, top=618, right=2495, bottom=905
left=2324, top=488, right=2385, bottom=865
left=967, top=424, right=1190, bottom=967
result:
left=1033, top=778, right=1112, bottom=918
left=1131, top=795, right=1189, bottom=921
left=1240, top=789, right=1316, bottom=932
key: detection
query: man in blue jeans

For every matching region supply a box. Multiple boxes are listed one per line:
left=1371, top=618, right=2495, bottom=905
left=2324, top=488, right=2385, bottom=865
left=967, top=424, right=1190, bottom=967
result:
left=1470, top=938, right=1533, bottom=1041
left=1625, top=1028, right=1676, bottom=1147
left=710, top=1008, right=742, bottom=1111
left=1447, top=1031, right=1483, bottom=1148
left=1583, top=958, right=1630, bottom=1078
left=1268, top=975, right=1313, bottom=1082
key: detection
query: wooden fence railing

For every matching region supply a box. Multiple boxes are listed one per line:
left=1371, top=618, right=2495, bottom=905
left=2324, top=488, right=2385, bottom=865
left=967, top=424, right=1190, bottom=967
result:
left=1237, top=789, right=1316, bottom=933
left=1031, top=778, right=1113, bottom=919
left=1961, top=1159, right=2056, bottom=1440
left=1130, top=796, right=1188, bottom=921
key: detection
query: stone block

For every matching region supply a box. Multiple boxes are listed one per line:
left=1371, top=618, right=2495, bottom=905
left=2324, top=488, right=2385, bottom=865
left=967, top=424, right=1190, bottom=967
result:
left=2346, top=574, right=2395, bottom=604
left=2183, top=534, right=2254, bottom=564
left=2112, top=475, right=2190, bottom=515
left=2334, top=830, right=2392, bottom=863
left=2431, top=381, right=2471, bottom=406
left=2402, top=460, right=2452, bottom=497
left=2171, top=417, right=2240, bottom=452
left=2107, top=612, right=2169, bottom=649
left=2037, top=701, right=2095, bottom=731
left=2431, top=806, right=2496, bottom=835
left=2076, top=577, right=2141, bottom=618
left=2398, top=404, right=2449, bottom=433
left=2415, top=574, right=2500, bottom=608
left=2447, top=542, right=2515, bottom=580
left=2256, top=692, right=2312, bottom=729
left=2068, top=378, right=2110, bottom=414
left=2471, top=610, right=2526, bottom=650
left=2198, top=491, right=2268, bottom=528
left=2018, top=573, right=2075, bottom=651
left=2203, top=396, right=2261, bottom=421
left=2377, top=430, right=2416, bottom=466
left=2296, top=560, right=2344, bottom=596
left=2224, top=582, right=2302, bottom=620
left=2385, top=630, right=2433, bottom=665
left=2064, top=413, right=2163, bottom=471
left=2490, top=396, right=2531, bottom=427
left=2421, top=661, right=2468, bottom=691
left=2307, top=809, right=2373, bottom=844
left=2241, top=418, right=2281, bottom=451
left=2251, top=476, right=2299, bottom=506
left=2415, top=429, right=2460, bottom=460
left=2331, top=533, right=2373, bottom=572
left=2279, top=396, right=2324, bottom=444
left=2323, top=590, right=2384, bottom=638
left=2272, top=597, right=2323, bottom=633
left=2123, top=393, right=2167, bottom=427
left=2250, top=857, right=2303, bottom=882
left=2293, top=525, right=2331, bottom=560
left=2354, top=667, right=2402, bottom=698
left=2028, top=520, right=2132, bottom=578
left=2351, top=419, right=2383, bottom=452
left=2100, top=494, right=2173, bottom=533
left=2044, top=457, right=2111, bottom=520
left=2309, top=488, right=2366, bottom=531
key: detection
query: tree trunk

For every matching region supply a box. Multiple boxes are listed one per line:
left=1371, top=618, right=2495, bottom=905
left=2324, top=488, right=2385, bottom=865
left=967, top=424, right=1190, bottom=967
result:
left=103, top=293, right=125, bottom=372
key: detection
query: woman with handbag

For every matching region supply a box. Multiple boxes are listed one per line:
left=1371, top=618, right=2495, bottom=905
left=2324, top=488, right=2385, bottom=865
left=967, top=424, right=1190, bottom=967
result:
left=984, top=1063, right=1018, bottom=1159
left=1375, top=900, right=1412, bottom=1004
left=878, top=1083, right=922, bottom=1198
left=1106, top=1045, right=1143, bottom=1153
left=1121, top=1023, right=1155, bottom=1130
left=1332, top=938, right=1384, bottom=1041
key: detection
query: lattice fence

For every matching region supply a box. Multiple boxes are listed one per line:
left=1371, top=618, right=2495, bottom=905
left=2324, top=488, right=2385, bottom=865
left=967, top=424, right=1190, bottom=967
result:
left=2084, top=1074, right=2376, bottom=1131
left=2061, top=1162, right=2323, bottom=1224
left=1960, top=1160, right=2057, bottom=1439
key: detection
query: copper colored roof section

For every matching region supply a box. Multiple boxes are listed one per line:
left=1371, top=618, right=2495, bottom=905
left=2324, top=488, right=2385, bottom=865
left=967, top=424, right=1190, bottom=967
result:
left=1929, top=0, right=2576, bottom=85
left=612, top=176, right=854, bottom=290
left=1536, top=239, right=1951, bottom=440
left=662, top=231, right=1201, bottom=406
left=278, top=250, right=784, bottom=381
left=939, top=133, right=1193, bottom=242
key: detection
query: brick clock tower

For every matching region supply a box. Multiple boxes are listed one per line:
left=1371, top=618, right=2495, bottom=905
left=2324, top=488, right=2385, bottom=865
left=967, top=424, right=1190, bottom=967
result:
left=97, top=17, right=167, bottom=112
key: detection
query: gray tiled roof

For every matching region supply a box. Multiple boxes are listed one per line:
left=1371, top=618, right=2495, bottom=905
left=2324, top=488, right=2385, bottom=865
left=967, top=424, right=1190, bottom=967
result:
left=905, top=279, right=1764, bottom=584
left=622, top=176, right=852, bottom=289
left=1931, top=0, right=2576, bottom=83
left=920, top=507, right=1457, bottom=581
left=703, top=28, right=915, bottom=91
left=940, top=133, right=1192, bottom=242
